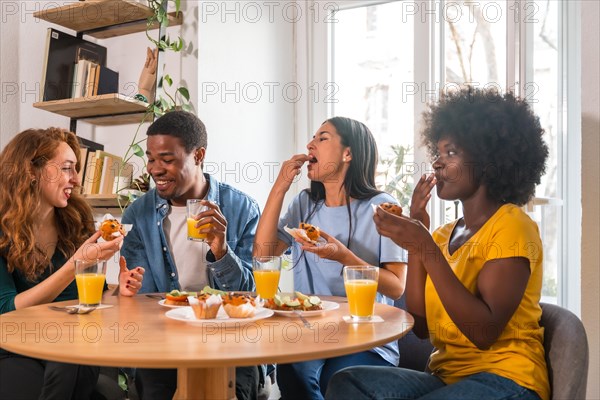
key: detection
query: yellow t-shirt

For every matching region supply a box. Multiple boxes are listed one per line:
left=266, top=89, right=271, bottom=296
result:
left=426, top=204, right=549, bottom=400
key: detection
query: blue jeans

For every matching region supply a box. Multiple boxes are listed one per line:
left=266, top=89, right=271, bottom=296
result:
left=325, top=367, right=541, bottom=400
left=277, top=351, right=393, bottom=400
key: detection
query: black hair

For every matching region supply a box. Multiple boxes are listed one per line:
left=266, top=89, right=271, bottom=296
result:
left=302, top=117, right=383, bottom=263
left=307, top=116, right=382, bottom=203
left=422, top=87, right=548, bottom=205
left=147, top=110, right=207, bottom=153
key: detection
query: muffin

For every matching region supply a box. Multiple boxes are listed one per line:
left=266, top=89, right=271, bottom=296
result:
left=222, top=293, right=257, bottom=318
left=299, top=222, right=320, bottom=242
left=380, top=202, right=403, bottom=216
left=100, top=219, right=125, bottom=241
left=189, top=294, right=222, bottom=319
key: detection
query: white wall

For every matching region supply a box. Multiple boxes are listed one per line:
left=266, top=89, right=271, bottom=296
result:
left=0, top=1, right=20, bottom=148
left=196, top=1, right=295, bottom=208
left=195, top=1, right=296, bottom=289
left=581, top=1, right=600, bottom=398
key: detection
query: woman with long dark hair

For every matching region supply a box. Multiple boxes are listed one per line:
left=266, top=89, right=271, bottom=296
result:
left=254, top=117, right=407, bottom=399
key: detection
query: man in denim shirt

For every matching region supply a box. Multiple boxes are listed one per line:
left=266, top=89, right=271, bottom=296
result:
left=121, top=110, right=262, bottom=400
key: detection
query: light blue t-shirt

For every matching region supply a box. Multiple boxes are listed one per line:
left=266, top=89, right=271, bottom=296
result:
left=277, top=190, right=407, bottom=365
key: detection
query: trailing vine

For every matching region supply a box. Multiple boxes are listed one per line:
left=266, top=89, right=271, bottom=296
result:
left=116, top=0, right=191, bottom=208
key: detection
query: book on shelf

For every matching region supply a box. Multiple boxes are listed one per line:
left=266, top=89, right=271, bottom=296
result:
left=98, top=153, right=123, bottom=195
left=96, top=65, right=119, bottom=95
left=83, top=151, right=102, bottom=195
left=40, top=28, right=107, bottom=102
left=77, top=137, right=103, bottom=195
left=88, top=63, right=101, bottom=97
left=77, top=147, right=89, bottom=190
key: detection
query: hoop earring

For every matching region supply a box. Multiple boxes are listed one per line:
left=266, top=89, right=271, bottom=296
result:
left=31, top=179, right=37, bottom=186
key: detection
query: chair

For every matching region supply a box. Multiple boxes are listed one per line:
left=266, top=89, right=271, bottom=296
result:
left=540, top=302, right=589, bottom=400
left=395, top=300, right=590, bottom=400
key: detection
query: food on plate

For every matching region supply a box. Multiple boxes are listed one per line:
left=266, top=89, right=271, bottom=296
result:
left=299, top=222, right=320, bottom=242
left=100, top=218, right=126, bottom=241
left=200, top=285, right=227, bottom=296
left=379, top=202, right=403, bottom=216
left=165, top=290, right=193, bottom=306
left=265, top=291, right=323, bottom=311
left=222, top=293, right=258, bottom=318
left=189, top=293, right=222, bottom=319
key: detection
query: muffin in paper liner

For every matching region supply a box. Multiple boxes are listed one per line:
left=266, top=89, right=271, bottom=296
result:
left=188, top=294, right=222, bottom=319
left=222, top=294, right=262, bottom=318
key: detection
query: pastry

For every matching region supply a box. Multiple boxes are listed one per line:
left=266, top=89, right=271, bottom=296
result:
left=189, top=294, right=222, bottom=319
left=380, top=202, right=403, bottom=216
left=100, top=219, right=125, bottom=241
left=222, top=293, right=257, bottom=318
left=165, top=290, right=190, bottom=306
left=299, top=222, right=320, bottom=242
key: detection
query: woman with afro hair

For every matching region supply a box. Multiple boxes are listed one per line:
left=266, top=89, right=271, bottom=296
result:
left=325, top=87, right=550, bottom=400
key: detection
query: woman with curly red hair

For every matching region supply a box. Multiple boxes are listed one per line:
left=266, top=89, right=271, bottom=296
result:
left=0, top=128, right=141, bottom=399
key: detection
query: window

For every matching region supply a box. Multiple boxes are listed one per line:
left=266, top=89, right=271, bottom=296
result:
left=319, top=0, right=578, bottom=308
left=331, top=1, right=415, bottom=207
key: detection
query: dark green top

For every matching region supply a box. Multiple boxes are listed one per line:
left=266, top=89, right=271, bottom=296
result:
left=0, top=250, right=78, bottom=315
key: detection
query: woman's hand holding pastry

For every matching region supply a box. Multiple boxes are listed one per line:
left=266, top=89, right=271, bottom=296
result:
left=300, top=230, right=357, bottom=265
left=374, top=207, right=432, bottom=256
left=71, top=231, right=124, bottom=265
left=119, top=256, right=145, bottom=296
left=275, top=154, right=311, bottom=192
left=410, top=173, right=436, bottom=229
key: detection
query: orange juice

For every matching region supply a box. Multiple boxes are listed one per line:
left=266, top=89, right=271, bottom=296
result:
left=345, top=279, right=378, bottom=318
left=76, top=273, right=105, bottom=306
left=187, top=218, right=210, bottom=241
left=253, top=270, right=281, bottom=299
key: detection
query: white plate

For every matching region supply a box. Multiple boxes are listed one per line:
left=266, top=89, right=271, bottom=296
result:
left=165, top=307, right=274, bottom=326
left=269, top=300, right=340, bottom=318
left=158, top=299, right=188, bottom=308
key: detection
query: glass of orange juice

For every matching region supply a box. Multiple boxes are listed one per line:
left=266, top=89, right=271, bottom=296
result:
left=75, top=259, right=107, bottom=307
left=187, top=199, right=211, bottom=241
left=343, top=265, right=379, bottom=321
left=252, top=256, right=282, bottom=299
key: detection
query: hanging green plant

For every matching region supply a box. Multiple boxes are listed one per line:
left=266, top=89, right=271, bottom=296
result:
left=116, top=0, right=191, bottom=209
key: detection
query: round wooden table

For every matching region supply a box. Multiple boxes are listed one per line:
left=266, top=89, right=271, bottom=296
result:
left=0, top=295, right=414, bottom=399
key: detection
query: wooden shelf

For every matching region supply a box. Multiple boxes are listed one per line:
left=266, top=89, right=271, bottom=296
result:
left=33, top=93, right=151, bottom=125
left=84, top=194, right=129, bottom=209
left=34, top=0, right=182, bottom=38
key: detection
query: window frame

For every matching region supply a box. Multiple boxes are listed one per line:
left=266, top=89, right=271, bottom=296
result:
left=297, top=0, right=581, bottom=312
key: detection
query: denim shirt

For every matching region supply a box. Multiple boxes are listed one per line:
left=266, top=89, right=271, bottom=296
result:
left=121, top=174, right=260, bottom=293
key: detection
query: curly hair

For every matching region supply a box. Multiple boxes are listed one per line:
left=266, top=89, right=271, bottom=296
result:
left=422, top=87, right=548, bottom=205
left=0, top=128, right=95, bottom=280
